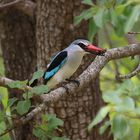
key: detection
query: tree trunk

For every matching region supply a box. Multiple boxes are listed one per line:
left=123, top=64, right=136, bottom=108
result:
left=36, top=1, right=111, bottom=140
left=0, top=1, right=112, bottom=140
left=0, top=10, right=36, bottom=82
left=0, top=9, right=37, bottom=139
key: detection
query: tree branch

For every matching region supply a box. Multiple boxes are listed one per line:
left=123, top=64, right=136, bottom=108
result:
left=125, top=33, right=138, bottom=44
left=0, top=0, right=36, bottom=17
left=128, top=32, right=140, bottom=34
left=0, top=0, right=22, bottom=9
left=116, top=33, right=140, bottom=79
left=0, top=76, right=13, bottom=87
left=118, top=64, right=140, bottom=79
left=0, top=76, right=31, bottom=91
left=15, top=0, right=36, bottom=17
left=0, top=43, right=140, bottom=136
left=41, top=43, right=140, bottom=104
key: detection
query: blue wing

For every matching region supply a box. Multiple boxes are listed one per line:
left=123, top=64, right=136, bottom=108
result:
left=43, top=51, right=67, bottom=83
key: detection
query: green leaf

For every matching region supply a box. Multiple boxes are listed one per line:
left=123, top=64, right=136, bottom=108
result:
left=33, top=114, right=65, bottom=140
left=132, top=86, right=140, bottom=96
left=0, top=112, right=5, bottom=122
left=7, top=97, right=18, bottom=107
left=0, top=121, right=6, bottom=134
left=82, top=0, right=94, bottom=6
left=118, top=80, right=133, bottom=93
left=128, top=119, right=140, bottom=140
left=115, top=97, right=135, bottom=112
left=30, top=85, right=48, bottom=95
left=114, top=15, right=126, bottom=36
left=94, top=8, right=105, bottom=28
left=126, top=0, right=140, bottom=5
left=112, top=114, right=130, bottom=139
left=7, top=80, right=28, bottom=89
left=33, top=127, right=46, bottom=140
left=52, top=137, right=69, bottom=140
left=134, top=107, right=140, bottom=115
left=0, top=58, right=4, bottom=76
left=46, top=114, right=64, bottom=131
left=23, top=92, right=33, bottom=99
left=88, top=18, right=98, bottom=42
left=99, top=121, right=110, bottom=135
left=110, top=8, right=118, bottom=26
left=88, top=106, right=111, bottom=131
left=16, top=100, right=31, bottom=115
left=103, top=91, right=122, bottom=104
left=74, top=7, right=97, bottom=25
left=122, top=97, right=135, bottom=109
left=124, top=5, right=140, bottom=33
left=115, top=4, right=126, bottom=15
left=29, top=70, right=44, bottom=85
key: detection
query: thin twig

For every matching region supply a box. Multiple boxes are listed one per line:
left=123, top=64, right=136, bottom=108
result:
left=0, top=103, right=45, bottom=137
left=0, top=126, right=16, bottom=137
left=128, top=32, right=140, bottom=34
left=0, top=0, right=36, bottom=17
left=118, top=64, right=140, bottom=79
left=0, top=77, right=31, bottom=91
left=117, top=33, right=140, bottom=79
left=125, top=33, right=138, bottom=44
left=0, top=0, right=23, bottom=9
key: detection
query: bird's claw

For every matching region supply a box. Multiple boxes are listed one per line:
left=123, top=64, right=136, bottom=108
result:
left=66, top=79, right=80, bottom=87
left=61, top=85, right=69, bottom=94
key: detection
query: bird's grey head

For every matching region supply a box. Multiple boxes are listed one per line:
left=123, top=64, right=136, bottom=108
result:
left=69, top=39, right=106, bottom=55
left=72, top=39, right=90, bottom=46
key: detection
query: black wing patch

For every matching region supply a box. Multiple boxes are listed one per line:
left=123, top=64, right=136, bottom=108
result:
left=43, top=51, right=67, bottom=83
left=47, top=51, right=67, bottom=72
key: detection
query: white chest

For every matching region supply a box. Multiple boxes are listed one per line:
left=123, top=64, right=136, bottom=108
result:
left=47, top=51, right=84, bottom=89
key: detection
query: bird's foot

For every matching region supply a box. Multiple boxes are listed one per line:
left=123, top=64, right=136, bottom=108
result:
left=66, top=79, right=80, bottom=87
left=61, top=85, right=69, bottom=94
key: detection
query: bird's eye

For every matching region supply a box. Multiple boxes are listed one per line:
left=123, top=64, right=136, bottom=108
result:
left=77, top=43, right=86, bottom=49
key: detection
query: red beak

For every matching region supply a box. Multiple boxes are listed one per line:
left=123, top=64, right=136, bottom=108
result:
left=86, top=44, right=106, bottom=55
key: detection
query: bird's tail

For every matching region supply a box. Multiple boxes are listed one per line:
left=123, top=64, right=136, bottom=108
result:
left=27, top=79, right=38, bottom=87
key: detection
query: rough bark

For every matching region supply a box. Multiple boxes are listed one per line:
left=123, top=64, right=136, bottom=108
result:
left=0, top=9, right=36, bottom=94
left=36, top=0, right=110, bottom=140
left=0, top=9, right=36, bottom=139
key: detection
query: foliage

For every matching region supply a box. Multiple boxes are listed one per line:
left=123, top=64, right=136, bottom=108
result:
left=33, top=114, right=69, bottom=140
left=0, top=54, right=10, bottom=140
left=0, top=68, right=67, bottom=139
left=6, top=70, right=49, bottom=95
left=74, top=0, right=140, bottom=139
left=7, top=80, right=28, bottom=89
left=74, top=0, right=140, bottom=41
left=88, top=106, right=111, bottom=131
left=30, top=85, right=48, bottom=95
left=28, top=70, right=44, bottom=86
left=16, top=100, right=31, bottom=115
left=88, top=80, right=140, bottom=140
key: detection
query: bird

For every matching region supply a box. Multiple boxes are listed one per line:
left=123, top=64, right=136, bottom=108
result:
left=43, top=39, right=106, bottom=90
